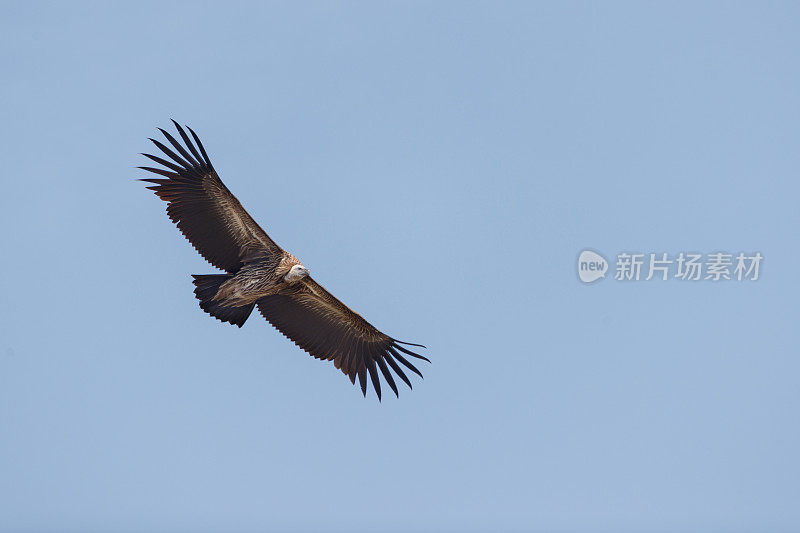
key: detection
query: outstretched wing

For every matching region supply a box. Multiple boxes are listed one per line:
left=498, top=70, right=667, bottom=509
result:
left=257, top=277, right=429, bottom=400
left=140, top=120, right=282, bottom=273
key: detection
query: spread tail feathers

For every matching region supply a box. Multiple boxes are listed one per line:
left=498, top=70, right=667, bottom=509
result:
left=192, top=274, right=254, bottom=327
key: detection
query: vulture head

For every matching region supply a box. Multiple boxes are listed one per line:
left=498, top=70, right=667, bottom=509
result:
left=285, top=264, right=310, bottom=283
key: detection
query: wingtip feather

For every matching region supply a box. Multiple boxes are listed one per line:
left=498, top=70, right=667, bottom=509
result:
left=392, top=343, right=431, bottom=363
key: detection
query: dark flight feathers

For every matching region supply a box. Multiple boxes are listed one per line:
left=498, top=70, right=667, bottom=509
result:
left=256, top=278, right=430, bottom=399
left=140, top=120, right=281, bottom=273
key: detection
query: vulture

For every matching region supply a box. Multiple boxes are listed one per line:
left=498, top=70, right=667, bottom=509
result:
left=139, top=121, right=428, bottom=399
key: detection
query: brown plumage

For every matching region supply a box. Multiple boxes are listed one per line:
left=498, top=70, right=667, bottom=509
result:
left=140, top=120, right=428, bottom=399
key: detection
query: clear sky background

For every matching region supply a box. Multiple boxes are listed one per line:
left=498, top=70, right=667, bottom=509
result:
left=1, top=2, right=799, bottom=532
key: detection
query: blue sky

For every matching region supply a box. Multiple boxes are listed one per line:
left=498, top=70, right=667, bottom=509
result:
left=1, top=2, right=799, bottom=531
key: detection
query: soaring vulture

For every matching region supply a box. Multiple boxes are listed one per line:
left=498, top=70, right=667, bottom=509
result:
left=140, top=121, right=428, bottom=399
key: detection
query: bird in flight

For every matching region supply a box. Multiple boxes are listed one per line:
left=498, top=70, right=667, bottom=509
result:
left=139, top=121, right=428, bottom=399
